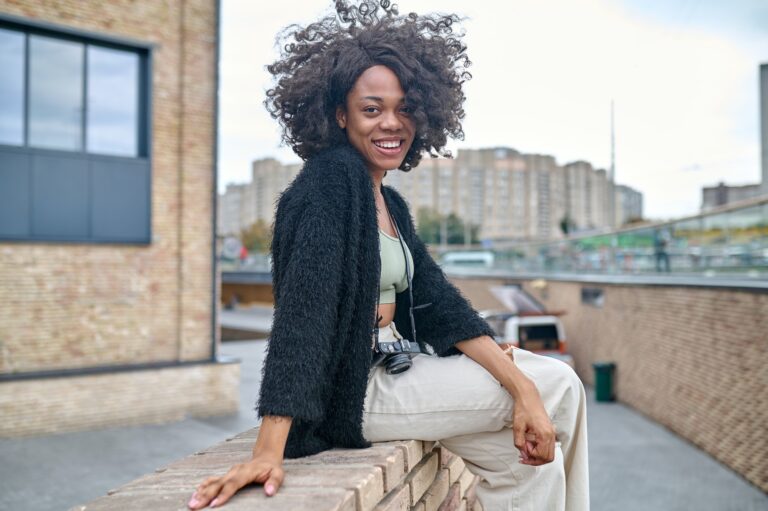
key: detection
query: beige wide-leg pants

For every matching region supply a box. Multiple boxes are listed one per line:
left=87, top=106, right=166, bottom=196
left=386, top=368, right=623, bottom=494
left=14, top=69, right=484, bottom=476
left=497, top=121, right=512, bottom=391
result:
left=363, top=323, right=589, bottom=511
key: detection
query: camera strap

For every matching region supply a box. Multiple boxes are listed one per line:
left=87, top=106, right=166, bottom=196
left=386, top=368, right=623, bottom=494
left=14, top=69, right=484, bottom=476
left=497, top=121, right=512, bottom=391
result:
left=379, top=190, right=431, bottom=355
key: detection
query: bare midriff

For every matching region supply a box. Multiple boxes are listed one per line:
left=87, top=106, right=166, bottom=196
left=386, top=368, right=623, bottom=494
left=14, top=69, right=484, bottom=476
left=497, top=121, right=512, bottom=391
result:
left=377, top=302, right=396, bottom=328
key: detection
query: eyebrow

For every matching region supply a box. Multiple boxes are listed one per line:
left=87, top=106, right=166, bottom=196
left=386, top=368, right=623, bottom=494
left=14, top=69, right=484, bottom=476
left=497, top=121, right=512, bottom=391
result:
left=360, top=96, right=406, bottom=102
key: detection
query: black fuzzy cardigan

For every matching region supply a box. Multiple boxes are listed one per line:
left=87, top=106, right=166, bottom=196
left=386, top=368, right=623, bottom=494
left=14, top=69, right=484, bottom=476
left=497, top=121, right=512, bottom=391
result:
left=257, top=143, right=496, bottom=458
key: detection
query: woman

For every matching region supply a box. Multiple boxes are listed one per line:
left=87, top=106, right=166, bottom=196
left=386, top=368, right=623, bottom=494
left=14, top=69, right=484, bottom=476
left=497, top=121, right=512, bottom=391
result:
left=188, top=1, right=589, bottom=509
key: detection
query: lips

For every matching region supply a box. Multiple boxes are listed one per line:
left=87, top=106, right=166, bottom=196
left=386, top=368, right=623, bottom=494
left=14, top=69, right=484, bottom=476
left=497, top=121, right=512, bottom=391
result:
left=373, top=138, right=404, bottom=155
left=374, top=139, right=402, bottom=149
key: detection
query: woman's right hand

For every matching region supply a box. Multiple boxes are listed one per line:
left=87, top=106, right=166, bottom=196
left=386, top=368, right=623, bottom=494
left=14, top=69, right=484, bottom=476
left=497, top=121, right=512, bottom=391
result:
left=187, top=453, right=285, bottom=509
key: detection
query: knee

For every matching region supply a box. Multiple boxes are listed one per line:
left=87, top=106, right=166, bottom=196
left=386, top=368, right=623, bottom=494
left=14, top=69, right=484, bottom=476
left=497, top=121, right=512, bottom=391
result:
left=539, top=356, right=586, bottom=409
left=562, top=361, right=585, bottom=391
left=558, top=360, right=585, bottom=400
left=517, top=351, right=586, bottom=409
left=548, top=363, right=588, bottom=429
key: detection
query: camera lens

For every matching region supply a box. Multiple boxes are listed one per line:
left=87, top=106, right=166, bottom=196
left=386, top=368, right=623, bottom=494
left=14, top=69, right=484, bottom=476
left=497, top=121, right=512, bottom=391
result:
left=385, top=353, right=412, bottom=374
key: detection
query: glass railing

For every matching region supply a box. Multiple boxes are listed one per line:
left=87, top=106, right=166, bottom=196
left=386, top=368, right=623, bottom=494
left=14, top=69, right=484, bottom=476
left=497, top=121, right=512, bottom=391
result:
left=438, top=196, right=768, bottom=279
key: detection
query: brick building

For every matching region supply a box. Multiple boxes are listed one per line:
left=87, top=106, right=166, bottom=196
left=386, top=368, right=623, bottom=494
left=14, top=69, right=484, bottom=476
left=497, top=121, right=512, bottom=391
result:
left=0, top=0, right=238, bottom=436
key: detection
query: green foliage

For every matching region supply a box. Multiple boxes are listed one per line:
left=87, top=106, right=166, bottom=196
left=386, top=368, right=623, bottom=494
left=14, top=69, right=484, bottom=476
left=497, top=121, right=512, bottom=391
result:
left=240, top=220, right=272, bottom=253
left=416, top=207, right=479, bottom=245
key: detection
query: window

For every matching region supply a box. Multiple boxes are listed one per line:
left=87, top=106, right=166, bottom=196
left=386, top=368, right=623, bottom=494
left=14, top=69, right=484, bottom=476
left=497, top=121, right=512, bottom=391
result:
left=0, top=28, right=24, bottom=145
left=519, top=325, right=560, bottom=351
left=581, top=287, right=604, bottom=308
left=0, top=16, right=152, bottom=244
left=29, top=35, right=84, bottom=151
left=87, top=46, right=140, bottom=156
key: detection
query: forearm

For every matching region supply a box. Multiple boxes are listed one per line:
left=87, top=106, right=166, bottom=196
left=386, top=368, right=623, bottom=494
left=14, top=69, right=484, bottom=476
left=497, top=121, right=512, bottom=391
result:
left=454, top=336, right=535, bottom=399
left=252, top=416, right=292, bottom=460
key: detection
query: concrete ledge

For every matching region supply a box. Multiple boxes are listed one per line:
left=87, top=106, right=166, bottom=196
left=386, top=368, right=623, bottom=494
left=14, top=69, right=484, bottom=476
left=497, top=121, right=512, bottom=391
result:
left=72, top=428, right=483, bottom=511
left=0, top=362, right=240, bottom=437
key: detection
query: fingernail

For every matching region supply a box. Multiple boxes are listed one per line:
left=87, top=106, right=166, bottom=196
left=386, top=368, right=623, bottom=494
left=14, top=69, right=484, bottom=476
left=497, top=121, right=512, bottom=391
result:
left=209, top=498, right=220, bottom=508
left=188, top=497, right=200, bottom=508
left=266, top=484, right=275, bottom=495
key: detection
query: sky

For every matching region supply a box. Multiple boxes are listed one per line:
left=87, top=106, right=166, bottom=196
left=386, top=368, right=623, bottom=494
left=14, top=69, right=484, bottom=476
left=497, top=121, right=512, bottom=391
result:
left=217, top=0, right=768, bottom=220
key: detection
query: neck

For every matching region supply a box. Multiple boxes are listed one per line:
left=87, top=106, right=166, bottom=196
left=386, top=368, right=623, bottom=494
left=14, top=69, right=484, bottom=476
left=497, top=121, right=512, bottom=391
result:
left=369, top=168, right=387, bottom=194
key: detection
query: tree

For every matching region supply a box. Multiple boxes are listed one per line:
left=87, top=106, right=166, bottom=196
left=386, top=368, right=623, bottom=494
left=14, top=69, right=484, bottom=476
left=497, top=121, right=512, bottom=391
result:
left=416, top=207, right=479, bottom=245
left=417, top=207, right=441, bottom=243
left=240, top=220, right=272, bottom=253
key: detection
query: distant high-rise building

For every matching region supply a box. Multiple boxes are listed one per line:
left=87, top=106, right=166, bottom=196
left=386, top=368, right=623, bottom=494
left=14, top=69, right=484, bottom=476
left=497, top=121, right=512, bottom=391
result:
left=221, top=146, right=643, bottom=243
left=700, top=63, right=767, bottom=208
left=615, top=185, right=644, bottom=226
left=218, top=158, right=301, bottom=236
left=387, top=147, right=641, bottom=242
left=562, top=161, right=593, bottom=231
left=701, top=182, right=763, bottom=211
left=218, top=183, right=246, bottom=236
left=250, top=158, right=302, bottom=227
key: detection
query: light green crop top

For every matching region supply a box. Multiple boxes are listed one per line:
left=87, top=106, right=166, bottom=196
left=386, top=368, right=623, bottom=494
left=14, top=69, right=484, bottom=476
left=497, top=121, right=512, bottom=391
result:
left=379, top=229, right=414, bottom=304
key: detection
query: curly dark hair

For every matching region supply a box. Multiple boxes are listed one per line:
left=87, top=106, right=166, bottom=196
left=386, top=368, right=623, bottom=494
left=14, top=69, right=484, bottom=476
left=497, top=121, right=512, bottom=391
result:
left=264, top=0, right=472, bottom=170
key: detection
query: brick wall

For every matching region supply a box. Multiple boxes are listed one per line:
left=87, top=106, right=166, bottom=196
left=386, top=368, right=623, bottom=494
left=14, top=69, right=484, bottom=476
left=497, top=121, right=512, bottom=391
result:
left=0, top=0, right=218, bottom=373
left=0, top=362, right=240, bottom=437
left=75, top=430, right=484, bottom=511
left=451, top=276, right=768, bottom=493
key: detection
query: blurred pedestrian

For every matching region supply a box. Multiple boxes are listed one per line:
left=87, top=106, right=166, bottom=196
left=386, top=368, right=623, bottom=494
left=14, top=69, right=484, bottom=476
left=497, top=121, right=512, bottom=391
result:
left=654, top=228, right=671, bottom=272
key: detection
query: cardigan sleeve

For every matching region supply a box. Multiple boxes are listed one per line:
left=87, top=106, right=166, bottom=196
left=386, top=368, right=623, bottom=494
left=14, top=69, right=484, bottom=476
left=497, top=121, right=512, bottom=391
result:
left=256, top=188, right=348, bottom=422
left=387, top=188, right=496, bottom=357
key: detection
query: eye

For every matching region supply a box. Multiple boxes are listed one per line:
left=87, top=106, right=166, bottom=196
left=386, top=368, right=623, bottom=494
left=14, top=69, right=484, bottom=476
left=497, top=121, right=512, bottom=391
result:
left=400, top=106, right=412, bottom=114
left=363, top=106, right=379, bottom=114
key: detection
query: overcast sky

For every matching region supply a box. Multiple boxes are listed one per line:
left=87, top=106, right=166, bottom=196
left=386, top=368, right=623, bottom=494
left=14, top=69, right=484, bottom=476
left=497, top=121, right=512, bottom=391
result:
left=217, top=0, right=768, bottom=220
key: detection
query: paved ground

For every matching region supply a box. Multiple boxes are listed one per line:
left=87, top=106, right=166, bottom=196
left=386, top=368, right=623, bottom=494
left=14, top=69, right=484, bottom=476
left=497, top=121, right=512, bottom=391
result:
left=2, top=339, right=766, bottom=511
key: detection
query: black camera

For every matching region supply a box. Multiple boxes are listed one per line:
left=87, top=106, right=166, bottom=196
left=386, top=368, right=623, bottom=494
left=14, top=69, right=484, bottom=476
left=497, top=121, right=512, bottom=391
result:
left=374, top=336, right=423, bottom=375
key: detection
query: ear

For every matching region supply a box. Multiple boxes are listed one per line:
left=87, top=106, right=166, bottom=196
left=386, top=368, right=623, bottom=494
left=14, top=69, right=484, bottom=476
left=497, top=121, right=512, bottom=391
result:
left=335, top=106, right=347, bottom=129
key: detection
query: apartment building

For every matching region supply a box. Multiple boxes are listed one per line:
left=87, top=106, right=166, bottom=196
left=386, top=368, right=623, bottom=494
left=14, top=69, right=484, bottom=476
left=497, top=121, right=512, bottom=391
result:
left=616, top=184, right=644, bottom=225
left=221, top=146, right=644, bottom=244
left=218, top=158, right=300, bottom=234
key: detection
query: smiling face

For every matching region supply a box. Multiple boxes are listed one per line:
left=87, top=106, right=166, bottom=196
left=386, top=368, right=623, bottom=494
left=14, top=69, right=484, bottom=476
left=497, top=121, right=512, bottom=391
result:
left=336, top=65, right=416, bottom=175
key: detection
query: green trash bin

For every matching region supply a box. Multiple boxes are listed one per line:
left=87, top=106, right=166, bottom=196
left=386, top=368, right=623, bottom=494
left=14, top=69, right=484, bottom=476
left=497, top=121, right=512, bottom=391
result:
left=593, top=362, right=616, bottom=402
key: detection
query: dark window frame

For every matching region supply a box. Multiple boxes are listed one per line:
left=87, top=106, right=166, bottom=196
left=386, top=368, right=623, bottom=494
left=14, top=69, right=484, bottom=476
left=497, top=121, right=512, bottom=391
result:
left=0, top=13, right=153, bottom=245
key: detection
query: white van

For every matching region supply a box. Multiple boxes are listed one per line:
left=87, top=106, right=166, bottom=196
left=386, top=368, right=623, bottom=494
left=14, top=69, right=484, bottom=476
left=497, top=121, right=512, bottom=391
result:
left=506, top=315, right=573, bottom=367
left=480, top=311, right=574, bottom=368
left=441, top=251, right=495, bottom=268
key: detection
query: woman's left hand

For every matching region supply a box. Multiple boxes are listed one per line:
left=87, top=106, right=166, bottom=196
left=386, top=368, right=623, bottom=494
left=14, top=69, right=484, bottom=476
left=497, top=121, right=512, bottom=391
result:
left=511, top=380, right=556, bottom=466
left=454, top=335, right=555, bottom=465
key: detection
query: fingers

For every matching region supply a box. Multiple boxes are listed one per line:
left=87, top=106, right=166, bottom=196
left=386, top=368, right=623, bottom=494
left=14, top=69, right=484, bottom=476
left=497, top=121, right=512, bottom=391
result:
left=263, top=466, right=285, bottom=496
left=519, top=429, right=557, bottom=466
left=188, top=462, right=284, bottom=509
left=188, top=464, right=256, bottom=509
left=188, top=477, right=222, bottom=509
left=513, top=424, right=526, bottom=452
left=208, top=479, right=243, bottom=508
left=196, top=476, right=219, bottom=492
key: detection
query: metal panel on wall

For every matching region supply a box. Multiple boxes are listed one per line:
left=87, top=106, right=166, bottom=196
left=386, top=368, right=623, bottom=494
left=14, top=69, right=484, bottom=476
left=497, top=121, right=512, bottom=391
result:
left=0, top=150, right=32, bottom=237
left=32, top=152, right=89, bottom=238
left=91, top=158, right=150, bottom=241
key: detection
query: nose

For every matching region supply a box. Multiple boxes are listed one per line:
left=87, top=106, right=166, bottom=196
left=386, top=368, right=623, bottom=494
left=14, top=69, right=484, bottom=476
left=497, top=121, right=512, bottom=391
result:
left=380, top=110, right=403, bottom=131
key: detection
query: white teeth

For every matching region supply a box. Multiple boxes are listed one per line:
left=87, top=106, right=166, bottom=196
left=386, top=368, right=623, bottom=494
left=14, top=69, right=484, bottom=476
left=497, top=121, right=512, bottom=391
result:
left=375, top=141, right=401, bottom=149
